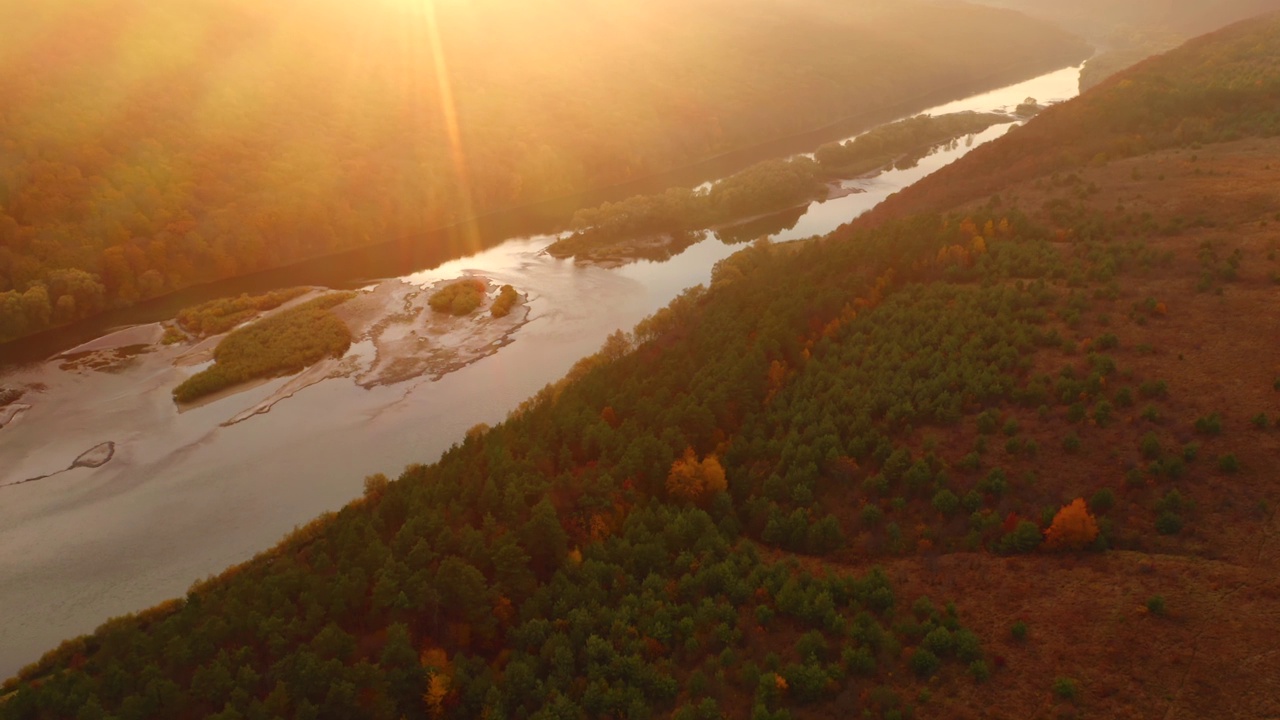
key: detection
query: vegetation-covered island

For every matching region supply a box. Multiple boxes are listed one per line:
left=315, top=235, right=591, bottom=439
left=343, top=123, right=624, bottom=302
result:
left=6, top=12, right=1280, bottom=719
left=171, top=293, right=355, bottom=404
left=548, top=112, right=1010, bottom=263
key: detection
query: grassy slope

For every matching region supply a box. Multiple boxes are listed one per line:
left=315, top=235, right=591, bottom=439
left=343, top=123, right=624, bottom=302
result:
left=5, top=12, right=1280, bottom=720
left=848, top=138, right=1280, bottom=717
left=835, top=16, right=1280, bottom=714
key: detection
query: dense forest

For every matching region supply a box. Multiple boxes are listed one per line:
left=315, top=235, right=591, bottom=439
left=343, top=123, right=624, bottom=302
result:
left=6, top=13, right=1280, bottom=717
left=0, top=0, right=1087, bottom=344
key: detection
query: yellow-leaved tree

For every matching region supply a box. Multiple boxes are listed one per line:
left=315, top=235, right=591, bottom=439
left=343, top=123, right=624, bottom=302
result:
left=666, top=447, right=728, bottom=504
left=421, top=647, right=451, bottom=718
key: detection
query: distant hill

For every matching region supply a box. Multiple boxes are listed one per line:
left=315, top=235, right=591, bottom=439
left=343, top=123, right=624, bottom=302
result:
left=977, top=0, right=1280, bottom=39
left=8, top=8, right=1280, bottom=720
left=979, top=0, right=1280, bottom=91
left=0, top=0, right=1086, bottom=344
left=852, top=11, right=1280, bottom=227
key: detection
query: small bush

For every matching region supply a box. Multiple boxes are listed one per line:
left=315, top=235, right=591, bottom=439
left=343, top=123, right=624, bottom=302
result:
left=953, top=628, right=981, bottom=661
left=1062, top=432, right=1081, bottom=454
left=1183, top=442, right=1200, bottom=462
left=1146, top=595, right=1166, bottom=616
left=1252, top=412, right=1269, bottom=429
left=1092, top=400, right=1113, bottom=427
left=860, top=504, right=885, bottom=527
left=1155, top=511, right=1183, bottom=535
left=1114, top=387, right=1134, bottom=407
left=1162, top=456, right=1186, bottom=479
left=1156, top=489, right=1185, bottom=514
left=999, top=520, right=1042, bottom=554
left=969, top=660, right=990, bottom=683
left=1067, top=403, right=1086, bottom=423
left=1194, top=413, right=1223, bottom=435
left=1141, top=405, right=1161, bottom=422
left=931, top=489, right=960, bottom=516
left=863, top=474, right=889, bottom=496
left=1011, top=621, right=1028, bottom=642
left=1140, top=432, right=1162, bottom=460
left=1139, top=380, right=1167, bottom=398
left=429, top=278, right=487, bottom=316
left=161, top=326, right=188, bottom=345
left=909, top=649, right=940, bottom=677
left=843, top=647, right=876, bottom=676
left=979, top=468, right=1008, bottom=497
left=976, top=410, right=1000, bottom=435
left=490, top=284, right=521, bottom=318
left=1052, top=677, right=1079, bottom=701
left=1218, top=453, right=1240, bottom=474
left=1090, top=488, right=1116, bottom=513
left=921, top=627, right=953, bottom=656
left=1002, top=418, right=1020, bottom=437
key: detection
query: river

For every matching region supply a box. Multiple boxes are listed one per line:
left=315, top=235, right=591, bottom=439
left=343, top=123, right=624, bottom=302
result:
left=0, top=63, right=1081, bottom=678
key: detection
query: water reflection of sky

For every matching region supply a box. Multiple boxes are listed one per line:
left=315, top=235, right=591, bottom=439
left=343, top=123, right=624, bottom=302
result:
left=769, top=122, right=1017, bottom=243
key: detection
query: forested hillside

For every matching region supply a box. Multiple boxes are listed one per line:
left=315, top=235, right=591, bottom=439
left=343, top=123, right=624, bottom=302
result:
left=0, top=0, right=1086, bottom=343
left=6, top=10, right=1280, bottom=720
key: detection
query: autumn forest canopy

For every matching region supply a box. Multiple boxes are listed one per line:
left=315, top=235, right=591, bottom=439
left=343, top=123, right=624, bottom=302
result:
left=0, top=0, right=1089, bottom=343
left=6, top=10, right=1280, bottom=719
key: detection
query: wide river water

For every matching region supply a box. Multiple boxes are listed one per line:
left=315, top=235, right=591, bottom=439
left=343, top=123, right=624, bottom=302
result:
left=0, top=64, right=1081, bottom=677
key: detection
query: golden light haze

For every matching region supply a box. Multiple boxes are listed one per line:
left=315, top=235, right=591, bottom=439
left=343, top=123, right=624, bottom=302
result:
left=0, top=0, right=1087, bottom=341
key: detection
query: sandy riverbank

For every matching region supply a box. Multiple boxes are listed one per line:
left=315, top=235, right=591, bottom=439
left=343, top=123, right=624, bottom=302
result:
left=221, top=277, right=531, bottom=425
left=0, top=275, right=531, bottom=477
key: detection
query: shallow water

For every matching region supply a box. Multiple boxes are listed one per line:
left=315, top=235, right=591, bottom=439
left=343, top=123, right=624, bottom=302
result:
left=0, top=64, right=1082, bottom=677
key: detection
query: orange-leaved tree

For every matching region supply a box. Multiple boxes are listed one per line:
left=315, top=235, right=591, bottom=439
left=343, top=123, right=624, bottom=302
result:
left=1044, top=497, right=1099, bottom=551
left=666, top=447, right=728, bottom=504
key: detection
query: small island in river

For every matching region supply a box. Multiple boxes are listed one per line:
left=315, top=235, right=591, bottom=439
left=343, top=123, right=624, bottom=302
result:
left=547, top=111, right=1011, bottom=265
left=166, top=277, right=533, bottom=423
